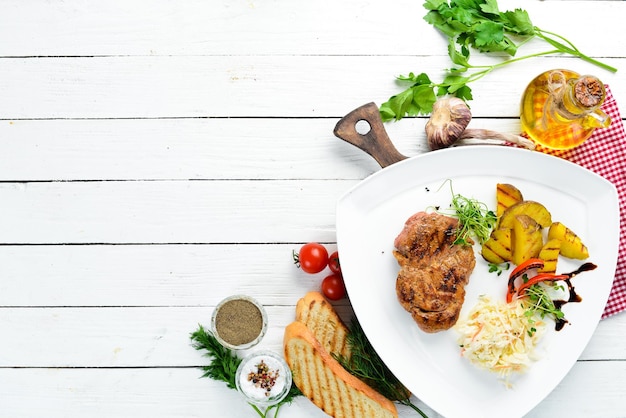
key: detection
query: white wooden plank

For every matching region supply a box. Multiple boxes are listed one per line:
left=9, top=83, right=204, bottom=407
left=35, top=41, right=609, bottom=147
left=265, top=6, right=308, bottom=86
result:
left=0, top=117, right=419, bottom=181
left=0, top=362, right=624, bottom=418
left=581, top=314, right=626, bottom=360
left=525, top=360, right=626, bottom=417
left=0, top=55, right=622, bottom=119
left=0, top=366, right=439, bottom=418
left=0, top=306, right=349, bottom=367
left=0, top=244, right=347, bottom=307
left=0, top=118, right=533, bottom=181
left=0, top=305, right=622, bottom=368
left=0, top=0, right=622, bottom=57
left=0, top=180, right=355, bottom=244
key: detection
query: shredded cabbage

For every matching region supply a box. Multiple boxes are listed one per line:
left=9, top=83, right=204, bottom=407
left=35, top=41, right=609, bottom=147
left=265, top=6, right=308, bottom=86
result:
left=455, top=294, right=546, bottom=384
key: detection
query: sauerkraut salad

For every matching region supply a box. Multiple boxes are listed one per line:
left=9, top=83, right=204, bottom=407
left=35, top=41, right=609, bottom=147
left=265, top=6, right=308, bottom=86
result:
left=455, top=294, right=546, bottom=384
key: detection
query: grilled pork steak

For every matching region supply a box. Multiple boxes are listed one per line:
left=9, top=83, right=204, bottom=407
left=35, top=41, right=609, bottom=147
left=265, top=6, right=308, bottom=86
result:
left=393, top=212, right=476, bottom=333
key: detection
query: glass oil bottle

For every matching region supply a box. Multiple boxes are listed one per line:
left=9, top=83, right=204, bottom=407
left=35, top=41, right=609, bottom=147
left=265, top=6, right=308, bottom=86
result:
left=520, top=69, right=611, bottom=150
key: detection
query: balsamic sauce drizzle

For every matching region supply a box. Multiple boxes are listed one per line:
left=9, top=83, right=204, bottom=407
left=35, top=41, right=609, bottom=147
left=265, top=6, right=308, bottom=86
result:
left=553, top=262, right=597, bottom=331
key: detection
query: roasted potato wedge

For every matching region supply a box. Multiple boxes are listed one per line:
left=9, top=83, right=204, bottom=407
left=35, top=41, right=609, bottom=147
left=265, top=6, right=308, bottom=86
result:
left=498, top=200, right=552, bottom=229
left=511, top=214, right=543, bottom=266
left=496, top=183, right=524, bottom=217
left=548, top=222, right=589, bottom=259
left=481, top=228, right=512, bottom=264
left=538, top=238, right=562, bottom=273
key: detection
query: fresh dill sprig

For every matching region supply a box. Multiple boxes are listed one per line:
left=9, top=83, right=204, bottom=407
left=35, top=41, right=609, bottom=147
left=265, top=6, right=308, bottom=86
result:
left=190, top=324, right=241, bottom=389
left=334, top=320, right=429, bottom=418
left=190, top=325, right=302, bottom=418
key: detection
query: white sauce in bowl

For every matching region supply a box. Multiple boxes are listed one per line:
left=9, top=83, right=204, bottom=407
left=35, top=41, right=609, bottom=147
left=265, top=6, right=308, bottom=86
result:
left=235, top=350, right=292, bottom=406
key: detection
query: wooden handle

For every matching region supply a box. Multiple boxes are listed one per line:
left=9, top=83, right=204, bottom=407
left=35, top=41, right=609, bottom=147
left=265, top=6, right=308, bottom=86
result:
left=333, top=102, right=407, bottom=168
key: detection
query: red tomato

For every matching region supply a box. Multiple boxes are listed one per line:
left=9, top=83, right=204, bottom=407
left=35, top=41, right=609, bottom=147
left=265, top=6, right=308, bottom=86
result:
left=328, top=251, right=341, bottom=274
left=295, top=243, right=328, bottom=274
left=321, top=273, right=346, bottom=301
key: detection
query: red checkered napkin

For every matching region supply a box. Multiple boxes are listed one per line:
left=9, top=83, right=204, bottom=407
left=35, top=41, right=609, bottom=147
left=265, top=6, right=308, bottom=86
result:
left=537, top=86, right=626, bottom=318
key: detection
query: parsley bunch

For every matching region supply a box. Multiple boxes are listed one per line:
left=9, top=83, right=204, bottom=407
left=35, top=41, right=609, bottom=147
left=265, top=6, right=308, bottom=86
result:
left=380, top=0, right=617, bottom=121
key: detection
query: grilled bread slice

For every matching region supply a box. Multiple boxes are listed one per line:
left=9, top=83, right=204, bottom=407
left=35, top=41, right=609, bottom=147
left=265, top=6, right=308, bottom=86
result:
left=295, top=291, right=351, bottom=361
left=284, top=321, right=398, bottom=418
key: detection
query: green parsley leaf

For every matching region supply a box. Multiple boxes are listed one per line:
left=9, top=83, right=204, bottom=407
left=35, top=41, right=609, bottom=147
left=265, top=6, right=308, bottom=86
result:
left=501, top=9, right=535, bottom=35
left=479, top=0, right=501, bottom=15
left=379, top=76, right=437, bottom=121
left=447, top=38, right=471, bottom=68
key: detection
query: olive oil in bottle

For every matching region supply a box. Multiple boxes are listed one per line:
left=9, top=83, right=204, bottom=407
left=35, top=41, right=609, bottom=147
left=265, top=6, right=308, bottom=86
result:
left=520, top=69, right=610, bottom=150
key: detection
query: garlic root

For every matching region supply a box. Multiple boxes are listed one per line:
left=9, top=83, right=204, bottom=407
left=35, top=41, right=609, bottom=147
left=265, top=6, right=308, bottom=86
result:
left=458, top=129, right=536, bottom=150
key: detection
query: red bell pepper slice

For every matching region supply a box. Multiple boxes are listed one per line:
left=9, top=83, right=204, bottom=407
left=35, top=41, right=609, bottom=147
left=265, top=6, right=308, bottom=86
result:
left=506, top=258, right=545, bottom=303
left=516, top=273, right=569, bottom=297
left=510, top=258, right=545, bottom=280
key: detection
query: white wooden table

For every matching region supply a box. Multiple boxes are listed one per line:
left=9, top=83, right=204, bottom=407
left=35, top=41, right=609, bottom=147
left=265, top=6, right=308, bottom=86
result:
left=1, top=1, right=625, bottom=417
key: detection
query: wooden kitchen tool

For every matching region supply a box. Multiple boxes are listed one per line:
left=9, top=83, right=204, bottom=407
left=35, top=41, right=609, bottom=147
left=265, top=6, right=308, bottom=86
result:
left=333, top=102, right=408, bottom=168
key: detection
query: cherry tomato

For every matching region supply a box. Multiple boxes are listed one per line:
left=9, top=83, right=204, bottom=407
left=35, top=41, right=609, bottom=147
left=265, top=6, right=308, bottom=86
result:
left=295, top=243, right=328, bottom=274
left=328, top=251, right=341, bottom=274
left=321, top=273, right=346, bottom=301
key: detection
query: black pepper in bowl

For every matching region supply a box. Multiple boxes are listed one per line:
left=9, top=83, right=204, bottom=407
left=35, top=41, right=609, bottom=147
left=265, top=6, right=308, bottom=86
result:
left=211, top=295, right=268, bottom=350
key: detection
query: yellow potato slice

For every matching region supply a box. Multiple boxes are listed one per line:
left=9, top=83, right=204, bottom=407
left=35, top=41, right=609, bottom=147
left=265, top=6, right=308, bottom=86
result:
left=481, top=228, right=512, bottom=264
left=498, top=200, right=552, bottom=229
left=538, top=238, right=562, bottom=273
left=496, top=183, right=524, bottom=217
left=512, top=214, right=543, bottom=266
left=548, top=222, right=589, bottom=260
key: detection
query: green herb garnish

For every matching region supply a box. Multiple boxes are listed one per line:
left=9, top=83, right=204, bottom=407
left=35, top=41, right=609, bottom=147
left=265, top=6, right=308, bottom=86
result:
left=522, top=283, right=566, bottom=325
left=190, top=325, right=301, bottom=418
left=334, top=320, right=429, bottom=418
left=449, top=193, right=497, bottom=246
left=380, top=0, right=617, bottom=121
left=488, top=262, right=509, bottom=276
left=437, top=180, right=496, bottom=246
left=190, top=324, right=241, bottom=389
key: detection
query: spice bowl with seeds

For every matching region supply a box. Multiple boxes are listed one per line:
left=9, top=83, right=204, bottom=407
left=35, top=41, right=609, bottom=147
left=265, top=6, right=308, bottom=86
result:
left=235, top=350, right=292, bottom=407
left=211, top=294, right=268, bottom=350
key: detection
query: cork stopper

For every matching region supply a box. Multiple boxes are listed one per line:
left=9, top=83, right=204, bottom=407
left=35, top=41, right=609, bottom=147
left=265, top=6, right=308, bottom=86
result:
left=574, top=76, right=605, bottom=108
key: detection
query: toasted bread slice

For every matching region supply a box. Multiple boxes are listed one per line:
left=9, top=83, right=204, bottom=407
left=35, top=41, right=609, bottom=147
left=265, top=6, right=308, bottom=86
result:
left=284, top=321, right=398, bottom=418
left=295, top=291, right=351, bottom=361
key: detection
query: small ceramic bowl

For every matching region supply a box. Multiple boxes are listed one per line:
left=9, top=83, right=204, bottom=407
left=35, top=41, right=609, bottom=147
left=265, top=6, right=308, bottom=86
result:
left=235, top=350, right=292, bottom=407
left=211, top=294, right=268, bottom=350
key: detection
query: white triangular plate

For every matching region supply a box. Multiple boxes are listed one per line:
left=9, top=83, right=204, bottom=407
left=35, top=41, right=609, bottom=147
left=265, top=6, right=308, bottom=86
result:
left=336, top=146, right=619, bottom=418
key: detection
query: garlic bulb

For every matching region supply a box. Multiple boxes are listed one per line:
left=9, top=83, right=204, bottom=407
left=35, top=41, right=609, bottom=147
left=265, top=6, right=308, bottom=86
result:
left=425, top=97, right=472, bottom=150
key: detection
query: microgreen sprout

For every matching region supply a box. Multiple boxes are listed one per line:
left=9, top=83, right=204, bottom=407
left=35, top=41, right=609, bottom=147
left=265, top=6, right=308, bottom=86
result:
left=489, top=262, right=510, bottom=276
left=437, top=180, right=497, bottom=246
left=522, top=283, right=566, bottom=323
